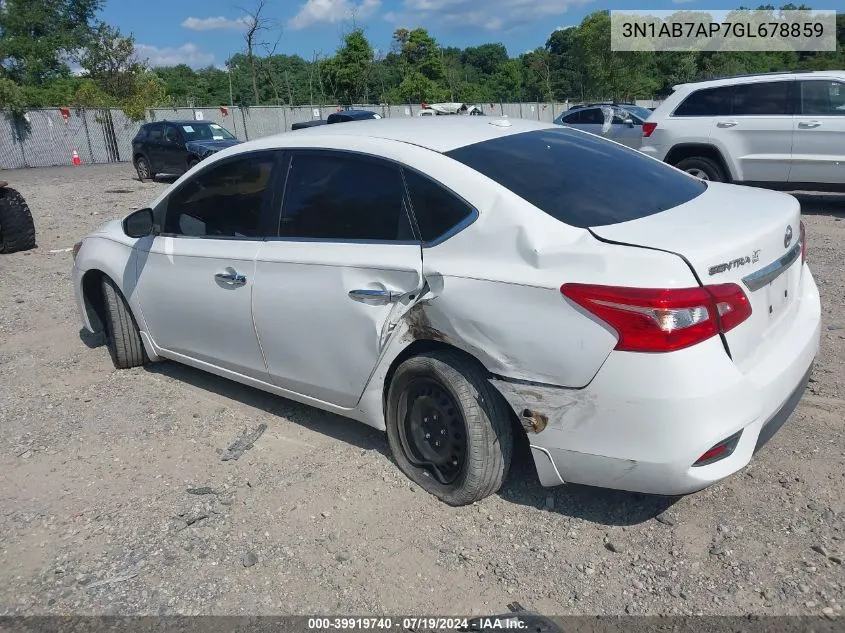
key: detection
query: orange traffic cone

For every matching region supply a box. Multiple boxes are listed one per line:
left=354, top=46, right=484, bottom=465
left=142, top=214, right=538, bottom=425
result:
left=72, top=149, right=81, bottom=166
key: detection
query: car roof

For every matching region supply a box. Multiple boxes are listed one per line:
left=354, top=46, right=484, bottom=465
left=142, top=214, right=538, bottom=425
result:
left=144, top=120, right=217, bottom=126
left=672, top=69, right=845, bottom=92
left=242, top=116, right=557, bottom=153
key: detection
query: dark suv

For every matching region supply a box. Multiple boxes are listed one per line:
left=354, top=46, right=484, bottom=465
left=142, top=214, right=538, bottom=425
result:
left=132, top=120, right=242, bottom=181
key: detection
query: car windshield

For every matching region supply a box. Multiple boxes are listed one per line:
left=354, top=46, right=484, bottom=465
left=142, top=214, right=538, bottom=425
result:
left=622, top=105, right=653, bottom=121
left=445, top=127, right=706, bottom=228
left=179, top=122, right=236, bottom=141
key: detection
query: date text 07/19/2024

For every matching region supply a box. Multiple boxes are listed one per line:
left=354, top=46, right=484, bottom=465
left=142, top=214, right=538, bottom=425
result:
left=306, top=617, right=529, bottom=631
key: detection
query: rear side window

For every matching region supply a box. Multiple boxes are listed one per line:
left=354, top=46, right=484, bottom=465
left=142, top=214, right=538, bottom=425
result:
left=279, top=152, right=414, bottom=241
left=673, top=86, right=733, bottom=116
left=445, top=128, right=706, bottom=228
left=148, top=124, right=163, bottom=141
left=403, top=168, right=472, bottom=242
left=135, top=126, right=149, bottom=140
left=731, top=81, right=792, bottom=115
left=800, top=80, right=845, bottom=115
left=163, top=152, right=276, bottom=238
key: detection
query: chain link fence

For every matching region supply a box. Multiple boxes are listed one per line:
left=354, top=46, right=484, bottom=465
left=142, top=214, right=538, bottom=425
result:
left=0, top=100, right=663, bottom=170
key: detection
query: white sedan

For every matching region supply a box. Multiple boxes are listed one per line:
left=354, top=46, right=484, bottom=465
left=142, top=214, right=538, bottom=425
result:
left=72, top=116, right=821, bottom=506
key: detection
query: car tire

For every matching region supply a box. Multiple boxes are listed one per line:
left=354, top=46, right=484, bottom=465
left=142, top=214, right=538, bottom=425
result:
left=674, top=156, right=726, bottom=182
left=386, top=350, right=513, bottom=506
left=101, top=276, right=148, bottom=369
left=0, top=186, right=37, bottom=254
left=135, top=156, right=153, bottom=181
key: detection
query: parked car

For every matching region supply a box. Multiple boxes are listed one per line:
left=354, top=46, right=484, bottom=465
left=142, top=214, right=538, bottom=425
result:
left=417, top=103, right=485, bottom=116
left=641, top=70, right=845, bottom=186
left=0, top=179, right=36, bottom=253
left=72, top=117, right=820, bottom=506
left=553, top=103, right=653, bottom=148
left=132, top=120, right=241, bottom=181
left=290, top=109, right=381, bottom=131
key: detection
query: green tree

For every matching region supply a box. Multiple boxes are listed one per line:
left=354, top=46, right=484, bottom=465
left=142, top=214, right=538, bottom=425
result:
left=80, top=23, right=145, bottom=100
left=393, top=28, right=443, bottom=81
left=460, top=43, right=508, bottom=77
left=0, top=0, right=103, bottom=85
left=323, top=28, right=374, bottom=104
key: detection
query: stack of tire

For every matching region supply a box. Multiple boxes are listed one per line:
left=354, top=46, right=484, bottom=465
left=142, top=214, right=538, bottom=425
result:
left=0, top=181, right=36, bottom=253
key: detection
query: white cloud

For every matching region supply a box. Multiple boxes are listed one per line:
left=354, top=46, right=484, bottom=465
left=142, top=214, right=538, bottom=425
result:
left=181, top=16, right=252, bottom=31
left=555, top=24, right=576, bottom=30
left=136, top=43, right=215, bottom=68
left=386, top=0, right=593, bottom=32
left=289, top=0, right=381, bottom=30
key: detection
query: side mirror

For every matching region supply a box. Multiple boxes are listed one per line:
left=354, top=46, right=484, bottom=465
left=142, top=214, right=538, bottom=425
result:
left=624, top=118, right=635, bottom=127
left=123, top=208, right=154, bottom=238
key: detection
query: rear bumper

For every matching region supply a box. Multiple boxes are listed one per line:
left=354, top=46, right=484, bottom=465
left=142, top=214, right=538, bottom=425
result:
left=491, top=265, right=821, bottom=496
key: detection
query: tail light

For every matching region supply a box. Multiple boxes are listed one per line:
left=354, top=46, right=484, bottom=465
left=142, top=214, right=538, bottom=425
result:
left=693, top=430, right=742, bottom=466
left=799, top=220, right=806, bottom=264
left=560, top=283, right=752, bottom=353
left=642, top=122, right=657, bottom=138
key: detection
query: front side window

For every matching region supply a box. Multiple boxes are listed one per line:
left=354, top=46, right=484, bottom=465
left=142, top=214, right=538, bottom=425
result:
left=800, top=80, right=845, bottom=115
left=279, top=152, right=414, bottom=241
left=403, top=168, right=472, bottom=242
left=673, top=86, right=733, bottom=117
left=731, top=81, right=792, bottom=116
left=162, top=152, right=276, bottom=238
left=445, top=127, right=706, bottom=228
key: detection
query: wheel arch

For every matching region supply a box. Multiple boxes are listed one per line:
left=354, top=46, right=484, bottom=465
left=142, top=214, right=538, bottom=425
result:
left=664, top=143, right=733, bottom=181
left=81, top=268, right=108, bottom=333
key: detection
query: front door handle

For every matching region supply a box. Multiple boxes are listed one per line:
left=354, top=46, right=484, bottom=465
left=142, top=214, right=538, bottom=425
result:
left=215, top=271, right=247, bottom=286
left=798, top=120, right=821, bottom=129
left=348, top=288, right=402, bottom=304
left=716, top=120, right=738, bottom=128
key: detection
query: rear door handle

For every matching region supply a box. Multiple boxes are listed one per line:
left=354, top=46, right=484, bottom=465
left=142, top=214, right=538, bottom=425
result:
left=348, top=288, right=402, bottom=304
left=716, top=120, right=738, bottom=128
left=215, top=271, right=247, bottom=286
left=798, top=120, right=821, bottom=128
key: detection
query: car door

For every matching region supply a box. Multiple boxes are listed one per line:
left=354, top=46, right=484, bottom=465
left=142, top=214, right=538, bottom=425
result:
left=162, top=123, right=186, bottom=173
left=790, top=78, right=845, bottom=185
left=144, top=123, right=164, bottom=170
left=252, top=149, right=423, bottom=408
left=714, top=79, right=795, bottom=182
left=134, top=150, right=282, bottom=380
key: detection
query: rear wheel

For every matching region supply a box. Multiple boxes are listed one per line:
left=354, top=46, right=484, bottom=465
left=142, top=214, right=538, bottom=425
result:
left=101, top=276, right=148, bottom=369
left=386, top=350, right=513, bottom=506
left=674, top=156, right=726, bottom=182
left=135, top=156, right=152, bottom=181
left=0, top=186, right=37, bottom=254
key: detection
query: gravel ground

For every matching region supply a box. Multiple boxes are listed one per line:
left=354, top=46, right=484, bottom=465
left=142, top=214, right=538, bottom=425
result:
left=0, top=164, right=843, bottom=618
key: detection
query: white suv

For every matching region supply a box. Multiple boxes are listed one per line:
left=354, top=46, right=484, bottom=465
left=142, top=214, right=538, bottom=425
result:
left=641, top=70, right=845, bottom=188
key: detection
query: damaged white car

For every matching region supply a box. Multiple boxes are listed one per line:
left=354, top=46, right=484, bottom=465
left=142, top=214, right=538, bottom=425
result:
left=417, top=102, right=485, bottom=116
left=72, top=117, right=821, bottom=506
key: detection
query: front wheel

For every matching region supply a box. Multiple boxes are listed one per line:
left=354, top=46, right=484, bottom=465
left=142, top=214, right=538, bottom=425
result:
left=386, top=350, right=513, bottom=506
left=101, top=276, right=148, bottom=369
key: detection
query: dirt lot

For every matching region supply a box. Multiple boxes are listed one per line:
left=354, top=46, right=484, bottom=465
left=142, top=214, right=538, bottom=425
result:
left=0, top=163, right=843, bottom=618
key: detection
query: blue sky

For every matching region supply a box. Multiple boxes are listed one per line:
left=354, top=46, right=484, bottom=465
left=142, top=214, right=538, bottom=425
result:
left=100, top=0, right=734, bottom=69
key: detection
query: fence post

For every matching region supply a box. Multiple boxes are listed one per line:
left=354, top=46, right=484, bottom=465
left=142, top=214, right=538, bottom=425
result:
left=241, top=107, right=249, bottom=140
left=81, top=109, right=95, bottom=163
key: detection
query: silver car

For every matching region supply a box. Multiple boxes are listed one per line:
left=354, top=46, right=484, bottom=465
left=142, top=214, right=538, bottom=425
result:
left=554, top=103, right=652, bottom=148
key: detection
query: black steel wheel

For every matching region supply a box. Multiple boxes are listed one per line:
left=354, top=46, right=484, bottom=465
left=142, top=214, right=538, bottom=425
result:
left=386, top=349, right=513, bottom=506
left=397, top=377, right=467, bottom=485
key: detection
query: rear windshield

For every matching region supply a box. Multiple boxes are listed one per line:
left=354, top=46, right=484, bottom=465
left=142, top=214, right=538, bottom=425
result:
left=445, top=127, right=706, bottom=228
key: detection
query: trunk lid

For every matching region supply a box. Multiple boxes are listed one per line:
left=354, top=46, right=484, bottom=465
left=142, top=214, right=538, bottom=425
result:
left=590, top=182, right=804, bottom=371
